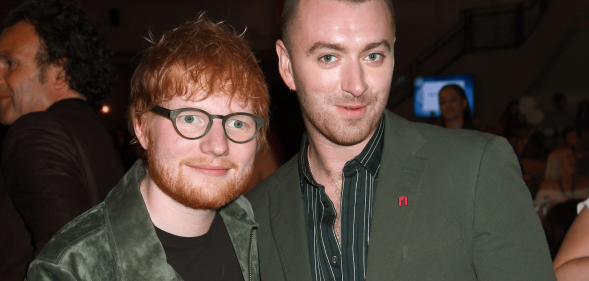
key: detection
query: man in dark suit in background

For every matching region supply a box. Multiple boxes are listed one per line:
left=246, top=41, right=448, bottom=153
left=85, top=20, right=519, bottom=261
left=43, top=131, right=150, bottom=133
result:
left=246, top=0, right=557, bottom=280
left=0, top=0, right=125, bottom=279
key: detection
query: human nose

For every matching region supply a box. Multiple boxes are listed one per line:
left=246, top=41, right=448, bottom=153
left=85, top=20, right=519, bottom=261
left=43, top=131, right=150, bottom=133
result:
left=341, top=60, right=368, bottom=97
left=199, top=119, right=229, bottom=156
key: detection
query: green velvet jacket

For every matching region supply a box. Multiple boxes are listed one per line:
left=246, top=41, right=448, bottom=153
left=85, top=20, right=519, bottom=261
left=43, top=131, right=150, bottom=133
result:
left=246, top=110, right=556, bottom=281
left=26, top=161, right=260, bottom=281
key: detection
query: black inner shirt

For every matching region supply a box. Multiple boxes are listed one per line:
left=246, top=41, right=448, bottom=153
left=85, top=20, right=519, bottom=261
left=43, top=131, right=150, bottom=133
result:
left=154, top=212, right=244, bottom=281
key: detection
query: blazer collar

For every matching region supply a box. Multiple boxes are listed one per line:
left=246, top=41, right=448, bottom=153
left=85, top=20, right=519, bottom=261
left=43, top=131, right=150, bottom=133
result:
left=104, top=161, right=180, bottom=280
left=268, top=155, right=314, bottom=280
left=366, top=110, right=429, bottom=280
left=381, top=109, right=426, bottom=155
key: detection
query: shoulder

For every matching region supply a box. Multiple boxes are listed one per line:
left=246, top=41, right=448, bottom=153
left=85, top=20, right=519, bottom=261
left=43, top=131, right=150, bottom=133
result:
left=2, top=112, right=73, bottom=164
left=246, top=154, right=299, bottom=204
left=382, top=112, right=515, bottom=180
left=35, top=203, right=110, bottom=265
left=416, top=122, right=495, bottom=149
left=7, top=111, right=63, bottom=137
left=387, top=112, right=502, bottom=157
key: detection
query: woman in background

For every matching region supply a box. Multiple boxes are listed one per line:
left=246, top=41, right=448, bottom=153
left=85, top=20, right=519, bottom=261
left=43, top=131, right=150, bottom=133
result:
left=438, top=84, right=473, bottom=130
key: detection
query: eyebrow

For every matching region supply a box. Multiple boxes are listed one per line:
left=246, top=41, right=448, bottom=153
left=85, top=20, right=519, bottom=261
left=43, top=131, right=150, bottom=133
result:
left=307, top=42, right=346, bottom=55
left=306, top=40, right=391, bottom=56
left=362, top=40, right=391, bottom=53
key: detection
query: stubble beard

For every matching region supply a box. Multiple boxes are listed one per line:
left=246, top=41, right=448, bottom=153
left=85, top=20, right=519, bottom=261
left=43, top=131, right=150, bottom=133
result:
left=294, top=75, right=386, bottom=146
left=147, top=145, right=253, bottom=210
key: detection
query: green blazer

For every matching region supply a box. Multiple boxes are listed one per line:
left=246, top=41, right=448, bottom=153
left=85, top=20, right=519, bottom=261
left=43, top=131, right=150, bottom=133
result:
left=246, top=110, right=556, bottom=281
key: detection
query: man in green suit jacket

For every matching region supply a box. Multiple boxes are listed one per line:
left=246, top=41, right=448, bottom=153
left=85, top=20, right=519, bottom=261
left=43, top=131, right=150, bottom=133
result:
left=246, top=0, right=556, bottom=280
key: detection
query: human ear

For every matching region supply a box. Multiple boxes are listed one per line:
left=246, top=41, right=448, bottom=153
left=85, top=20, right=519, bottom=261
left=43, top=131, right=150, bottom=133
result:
left=276, top=40, right=296, bottom=91
left=134, top=116, right=150, bottom=150
left=461, top=99, right=468, bottom=110
left=50, top=59, right=68, bottom=90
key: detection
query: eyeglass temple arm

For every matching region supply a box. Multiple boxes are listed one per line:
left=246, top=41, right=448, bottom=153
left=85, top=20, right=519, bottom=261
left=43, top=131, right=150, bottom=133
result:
left=151, top=106, right=171, bottom=118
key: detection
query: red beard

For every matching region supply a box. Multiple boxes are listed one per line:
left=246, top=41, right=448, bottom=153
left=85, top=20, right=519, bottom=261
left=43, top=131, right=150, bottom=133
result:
left=147, top=148, right=253, bottom=210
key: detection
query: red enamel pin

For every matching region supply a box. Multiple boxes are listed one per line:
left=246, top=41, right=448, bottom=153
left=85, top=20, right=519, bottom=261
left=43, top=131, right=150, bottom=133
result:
left=398, top=196, right=408, bottom=207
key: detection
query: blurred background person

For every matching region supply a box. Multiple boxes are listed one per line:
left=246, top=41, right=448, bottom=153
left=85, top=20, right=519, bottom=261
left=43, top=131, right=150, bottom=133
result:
left=536, top=132, right=589, bottom=207
left=520, top=131, right=549, bottom=198
left=438, top=84, right=474, bottom=130
left=545, top=92, right=575, bottom=136
left=0, top=170, right=32, bottom=281
left=544, top=127, right=580, bottom=185
left=0, top=0, right=125, bottom=277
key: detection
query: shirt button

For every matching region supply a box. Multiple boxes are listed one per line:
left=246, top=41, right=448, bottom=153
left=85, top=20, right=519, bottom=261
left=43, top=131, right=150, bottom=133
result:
left=323, top=202, right=329, bottom=208
left=332, top=256, right=338, bottom=264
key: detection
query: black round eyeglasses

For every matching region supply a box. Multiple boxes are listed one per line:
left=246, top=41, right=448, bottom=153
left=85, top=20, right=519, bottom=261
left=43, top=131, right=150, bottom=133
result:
left=150, top=106, right=265, bottom=143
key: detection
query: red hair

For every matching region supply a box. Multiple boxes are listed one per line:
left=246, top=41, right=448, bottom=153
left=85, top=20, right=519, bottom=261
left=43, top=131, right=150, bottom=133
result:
left=128, top=13, right=270, bottom=158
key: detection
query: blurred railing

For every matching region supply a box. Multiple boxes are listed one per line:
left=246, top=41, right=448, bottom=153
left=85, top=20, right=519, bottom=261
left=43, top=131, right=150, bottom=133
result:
left=388, top=0, right=551, bottom=110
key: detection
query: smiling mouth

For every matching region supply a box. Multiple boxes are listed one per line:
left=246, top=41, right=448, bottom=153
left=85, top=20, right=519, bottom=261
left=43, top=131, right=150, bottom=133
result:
left=336, top=105, right=367, bottom=118
left=186, top=164, right=232, bottom=177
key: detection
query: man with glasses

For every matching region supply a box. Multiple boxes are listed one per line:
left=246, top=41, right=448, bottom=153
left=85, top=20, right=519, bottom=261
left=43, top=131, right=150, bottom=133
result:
left=26, top=14, right=268, bottom=281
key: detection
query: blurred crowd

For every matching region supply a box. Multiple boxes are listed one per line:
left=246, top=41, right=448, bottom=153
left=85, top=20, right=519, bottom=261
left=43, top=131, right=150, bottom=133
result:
left=435, top=87, right=589, bottom=259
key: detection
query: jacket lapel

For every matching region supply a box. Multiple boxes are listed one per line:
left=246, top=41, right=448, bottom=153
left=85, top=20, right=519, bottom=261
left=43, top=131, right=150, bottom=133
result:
left=268, top=157, right=313, bottom=280
left=366, top=110, right=428, bottom=280
left=104, top=161, right=180, bottom=280
left=219, top=195, right=259, bottom=281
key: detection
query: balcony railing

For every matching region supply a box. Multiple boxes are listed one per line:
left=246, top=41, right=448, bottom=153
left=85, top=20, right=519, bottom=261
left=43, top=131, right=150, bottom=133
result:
left=388, top=0, right=550, bottom=110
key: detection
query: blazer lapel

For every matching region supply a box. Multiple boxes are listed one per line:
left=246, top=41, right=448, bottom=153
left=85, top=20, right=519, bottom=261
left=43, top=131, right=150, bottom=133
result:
left=268, top=157, right=313, bottom=280
left=366, top=110, right=428, bottom=280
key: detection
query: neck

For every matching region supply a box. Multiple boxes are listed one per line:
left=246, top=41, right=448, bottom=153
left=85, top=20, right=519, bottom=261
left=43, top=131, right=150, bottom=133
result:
left=140, top=175, right=215, bottom=237
left=306, top=124, right=375, bottom=185
left=445, top=116, right=464, bottom=129
left=55, top=90, right=87, bottom=102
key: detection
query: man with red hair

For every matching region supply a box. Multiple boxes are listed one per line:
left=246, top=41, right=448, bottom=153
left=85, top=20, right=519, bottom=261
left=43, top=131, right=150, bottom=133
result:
left=26, top=14, right=268, bottom=281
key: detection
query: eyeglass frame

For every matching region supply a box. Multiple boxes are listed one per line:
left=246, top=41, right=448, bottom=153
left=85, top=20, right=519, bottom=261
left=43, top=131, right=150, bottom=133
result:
left=150, top=105, right=265, bottom=144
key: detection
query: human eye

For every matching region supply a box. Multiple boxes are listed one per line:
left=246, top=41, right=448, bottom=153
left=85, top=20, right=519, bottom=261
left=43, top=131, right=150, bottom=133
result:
left=0, top=57, right=16, bottom=70
left=319, top=54, right=338, bottom=63
left=179, top=115, right=199, bottom=124
left=227, top=119, right=247, bottom=129
left=364, top=53, right=384, bottom=65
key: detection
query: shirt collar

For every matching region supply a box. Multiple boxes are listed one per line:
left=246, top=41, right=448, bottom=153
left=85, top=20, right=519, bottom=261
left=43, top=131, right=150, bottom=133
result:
left=298, top=116, right=385, bottom=185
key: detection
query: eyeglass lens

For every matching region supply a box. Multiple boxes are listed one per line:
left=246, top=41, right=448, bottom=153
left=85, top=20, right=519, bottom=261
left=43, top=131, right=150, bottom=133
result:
left=175, top=110, right=258, bottom=142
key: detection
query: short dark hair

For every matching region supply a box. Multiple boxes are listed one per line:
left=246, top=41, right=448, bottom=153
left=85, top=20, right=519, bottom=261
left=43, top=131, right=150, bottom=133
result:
left=281, top=0, right=396, bottom=49
left=5, top=0, right=115, bottom=109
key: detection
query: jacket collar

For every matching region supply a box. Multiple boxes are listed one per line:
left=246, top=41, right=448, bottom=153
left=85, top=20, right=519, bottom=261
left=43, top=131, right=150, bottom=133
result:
left=365, top=110, right=429, bottom=280
left=103, top=161, right=258, bottom=280
left=219, top=195, right=259, bottom=281
left=103, top=161, right=180, bottom=280
left=268, top=155, right=314, bottom=280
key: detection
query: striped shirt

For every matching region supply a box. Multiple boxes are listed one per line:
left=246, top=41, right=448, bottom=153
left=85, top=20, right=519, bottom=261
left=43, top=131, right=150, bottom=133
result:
left=299, top=117, right=385, bottom=281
